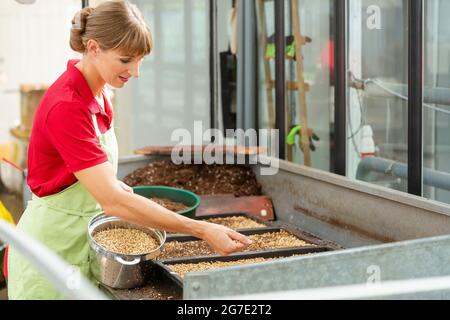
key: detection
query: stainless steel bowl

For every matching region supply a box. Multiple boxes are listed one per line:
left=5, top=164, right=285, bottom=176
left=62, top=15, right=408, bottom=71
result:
left=87, top=213, right=166, bottom=289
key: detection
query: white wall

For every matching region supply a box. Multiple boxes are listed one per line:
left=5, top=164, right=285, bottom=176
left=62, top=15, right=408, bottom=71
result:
left=0, top=0, right=81, bottom=144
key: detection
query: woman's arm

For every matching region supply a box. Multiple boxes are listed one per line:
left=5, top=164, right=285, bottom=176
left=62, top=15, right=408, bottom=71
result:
left=74, top=162, right=252, bottom=256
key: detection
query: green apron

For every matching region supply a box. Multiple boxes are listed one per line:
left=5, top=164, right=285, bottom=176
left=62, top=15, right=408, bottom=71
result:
left=8, top=113, right=118, bottom=300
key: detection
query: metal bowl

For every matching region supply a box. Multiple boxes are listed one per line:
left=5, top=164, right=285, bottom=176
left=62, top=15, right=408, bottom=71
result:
left=87, top=213, right=166, bottom=289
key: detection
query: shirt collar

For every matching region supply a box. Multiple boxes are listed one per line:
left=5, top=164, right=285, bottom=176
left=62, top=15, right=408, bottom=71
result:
left=67, top=59, right=107, bottom=116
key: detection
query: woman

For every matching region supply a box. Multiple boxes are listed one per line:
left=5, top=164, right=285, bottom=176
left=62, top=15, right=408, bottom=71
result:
left=7, top=0, right=251, bottom=300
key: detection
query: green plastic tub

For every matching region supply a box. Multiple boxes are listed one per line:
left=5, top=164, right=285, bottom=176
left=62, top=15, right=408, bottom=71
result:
left=133, top=186, right=201, bottom=218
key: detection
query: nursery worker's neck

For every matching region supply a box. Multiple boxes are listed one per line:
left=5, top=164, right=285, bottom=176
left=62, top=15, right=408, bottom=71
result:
left=75, top=57, right=105, bottom=98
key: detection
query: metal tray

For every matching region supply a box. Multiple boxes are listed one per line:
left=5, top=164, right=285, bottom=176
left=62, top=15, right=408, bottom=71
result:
left=153, top=246, right=332, bottom=289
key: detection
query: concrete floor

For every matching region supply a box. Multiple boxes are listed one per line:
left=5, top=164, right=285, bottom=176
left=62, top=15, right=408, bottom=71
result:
left=0, top=188, right=24, bottom=224
left=0, top=287, right=7, bottom=300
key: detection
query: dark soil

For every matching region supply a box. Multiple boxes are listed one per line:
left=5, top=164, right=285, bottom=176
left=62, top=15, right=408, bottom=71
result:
left=123, top=160, right=262, bottom=197
left=151, top=197, right=190, bottom=212
left=104, top=272, right=181, bottom=300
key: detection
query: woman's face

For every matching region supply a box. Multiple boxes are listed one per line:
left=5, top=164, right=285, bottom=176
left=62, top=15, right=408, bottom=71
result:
left=95, top=48, right=144, bottom=89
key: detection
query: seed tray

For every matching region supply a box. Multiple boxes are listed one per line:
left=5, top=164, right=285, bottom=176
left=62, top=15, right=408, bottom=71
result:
left=166, top=212, right=272, bottom=236
left=153, top=246, right=332, bottom=289
left=195, top=212, right=272, bottom=230
left=166, top=226, right=322, bottom=247
left=169, top=214, right=341, bottom=250
left=211, top=215, right=342, bottom=250
left=160, top=227, right=333, bottom=261
left=270, top=223, right=343, bottom=250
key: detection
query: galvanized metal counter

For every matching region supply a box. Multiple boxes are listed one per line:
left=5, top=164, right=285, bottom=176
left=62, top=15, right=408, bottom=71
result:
left=113, top=155, right=450, bottom=299
left=22, top=154, right=450, bottom=299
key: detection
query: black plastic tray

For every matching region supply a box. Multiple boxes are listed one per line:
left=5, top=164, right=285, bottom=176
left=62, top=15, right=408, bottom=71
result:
left=153, top=246, right=332, bottom=289
left=166, top=226, right=325, bottom=247
left=165, top=212, right=272, bottom=236
left=170, top=212, right=341, bottom=249
left=195, top=212, right=273, bottom=230
left=167, top=212, right=344, bottom=250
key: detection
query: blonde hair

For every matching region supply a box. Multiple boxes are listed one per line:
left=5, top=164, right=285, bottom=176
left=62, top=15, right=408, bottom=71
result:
left=70, top=0, right=152, bottom=57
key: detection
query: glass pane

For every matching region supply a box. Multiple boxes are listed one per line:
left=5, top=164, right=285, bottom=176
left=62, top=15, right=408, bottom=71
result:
left=115, top=0, right=210, bottom=155
left=256, top=0, right=275, bottom=130
left=423, top=0, right=450, bottom=204
left=216, top=0, right=236, bottom=131
left=347, top=0, right=408, bottom=192
left=256, top=0, right=334, bottom=171
left=192, top=0, right=208, bottom=65
left=161, top=0, right=185, bottom=64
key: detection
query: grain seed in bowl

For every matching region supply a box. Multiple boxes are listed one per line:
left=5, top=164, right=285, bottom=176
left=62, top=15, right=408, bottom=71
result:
left=92, top=228, right=160, bottom=255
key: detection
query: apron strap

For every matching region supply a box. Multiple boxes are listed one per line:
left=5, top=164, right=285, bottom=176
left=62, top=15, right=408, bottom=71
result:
left=91, top=114, right=101, bottom=137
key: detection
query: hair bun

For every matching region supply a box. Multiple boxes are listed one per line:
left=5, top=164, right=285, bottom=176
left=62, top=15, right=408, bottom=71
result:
left=70, top=7, right=94, bottom=53
left=72, top=7, right=94, bottom=33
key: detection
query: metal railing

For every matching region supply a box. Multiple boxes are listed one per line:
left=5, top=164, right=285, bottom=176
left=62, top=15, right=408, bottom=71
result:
left=222, top=275, right=450, bottom=300
left=0, top=219, right=108, bottom=300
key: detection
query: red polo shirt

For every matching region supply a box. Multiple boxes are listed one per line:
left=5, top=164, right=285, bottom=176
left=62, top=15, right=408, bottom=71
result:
left=27, top=60, right=113, bottom=197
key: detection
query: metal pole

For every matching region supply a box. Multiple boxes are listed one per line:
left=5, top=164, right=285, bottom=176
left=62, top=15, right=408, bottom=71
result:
left=237, top=0, right=245, bottom=130
left=275, top=0, right=286, bottom=159
left=0, top=220, right=107, bottom=300
left=81, top=0, right=89, bottom=8
left=209, top=0, right=218, bottom=132
left=408, top=0, right=423, bottom=196
left=224, top=275, right=450, bottom=300
left=356, top=156, right=450, bottom=192
left=349, top=77, right=450, bottom=107
left=333, top=0, right=347, bottom=176
left=243, top=0, right=257, bottom=132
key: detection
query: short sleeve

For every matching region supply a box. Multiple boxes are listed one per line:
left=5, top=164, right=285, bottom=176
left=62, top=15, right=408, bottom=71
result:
left=45, top=101, right=108, bottom=173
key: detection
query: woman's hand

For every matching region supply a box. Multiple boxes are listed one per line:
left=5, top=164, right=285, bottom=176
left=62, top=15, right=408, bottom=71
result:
left=198, top=221, right=252, bottom=256
left=118, top=181, right=134, bottom=193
